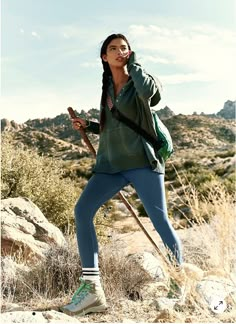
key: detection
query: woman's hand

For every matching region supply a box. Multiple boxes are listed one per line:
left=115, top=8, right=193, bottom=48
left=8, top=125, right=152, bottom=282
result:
left=122, top=50, right=132, bottom=61
left=71, top=117, right=87, bottom=130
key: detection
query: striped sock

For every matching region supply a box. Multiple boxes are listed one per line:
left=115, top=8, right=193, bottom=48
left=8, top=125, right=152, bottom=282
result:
left=82, top=268, right=101, bottom=286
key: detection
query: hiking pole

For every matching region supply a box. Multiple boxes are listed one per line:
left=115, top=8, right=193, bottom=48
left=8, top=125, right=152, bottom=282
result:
left=67, top=107, right=171, bottom=267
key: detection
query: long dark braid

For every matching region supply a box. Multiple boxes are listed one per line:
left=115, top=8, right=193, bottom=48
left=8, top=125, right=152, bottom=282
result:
left=100, top=62, right=111, bottom=131
left=99, top=33, right=131, bottom=131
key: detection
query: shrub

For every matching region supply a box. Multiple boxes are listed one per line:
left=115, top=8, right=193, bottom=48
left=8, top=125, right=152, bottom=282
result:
left=1, top=245, right=82, bottom=301
left=1, top=133, right=81, bottom=233
left=1, top=240, right=152, bottom=304
left=215, top=150, right=235, bottom=158
left=180, top=183, right=236, bottom=272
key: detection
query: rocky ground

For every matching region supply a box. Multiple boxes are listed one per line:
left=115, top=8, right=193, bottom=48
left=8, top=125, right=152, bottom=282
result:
left=1, top=197, right=236, bottom=323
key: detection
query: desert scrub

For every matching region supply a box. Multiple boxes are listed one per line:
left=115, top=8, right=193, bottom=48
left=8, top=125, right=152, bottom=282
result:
left=100, top=246, right=152, bottom=301
left=1, top=240, right=152, bottom=305
left=215, top=149, right=235, bottom=158
left=1, top=244, right=82, bottom=302
left=180, top=183, right=236, bottom=272
left=1, top=133, right=81, bottom=233
left=74, top=156, right=94, bottom=179
left=171, top=164, right=218, bottom=195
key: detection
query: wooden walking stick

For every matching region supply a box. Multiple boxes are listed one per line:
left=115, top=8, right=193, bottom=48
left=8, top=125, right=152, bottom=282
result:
left=67, top=107, right=171, bottom=267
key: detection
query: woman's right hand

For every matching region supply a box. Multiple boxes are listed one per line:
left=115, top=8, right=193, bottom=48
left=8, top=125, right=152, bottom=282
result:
left=71, top=117, right=87, bottom=130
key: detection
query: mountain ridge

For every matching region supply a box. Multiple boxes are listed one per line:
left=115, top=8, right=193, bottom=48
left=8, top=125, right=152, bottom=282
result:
left=1, top=100, right=235, bottom=132
left=1, top=100, right=235, bottom=162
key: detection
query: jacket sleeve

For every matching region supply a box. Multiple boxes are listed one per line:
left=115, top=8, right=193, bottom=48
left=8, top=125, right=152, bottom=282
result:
left=127, top=52, right=161, bottom=104
left=85, top=120, right=100, bottom=134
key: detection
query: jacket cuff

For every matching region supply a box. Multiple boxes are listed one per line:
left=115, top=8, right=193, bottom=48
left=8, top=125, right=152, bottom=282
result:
left=85, top=120, right=100, bottom=134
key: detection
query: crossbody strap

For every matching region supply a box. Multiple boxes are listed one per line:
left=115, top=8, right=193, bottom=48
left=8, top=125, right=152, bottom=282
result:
left=107, top=95, right=163, bottom=151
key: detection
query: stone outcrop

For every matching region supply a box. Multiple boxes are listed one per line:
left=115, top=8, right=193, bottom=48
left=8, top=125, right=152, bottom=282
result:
left=217, top=100, right=236, bottom=119
left=157, top=106, right=175, bottom=119
left=1, top=118, right=25, bottom=131
left=1, top=197, right=66, bottom=261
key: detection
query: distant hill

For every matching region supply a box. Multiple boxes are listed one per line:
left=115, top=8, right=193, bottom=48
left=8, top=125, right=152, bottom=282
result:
left=1, top=111, right=235, bottom=159
left=1, top=100, right=235, bottom=159
left=1, top=109, right=100, bottom=160
left=1, top=118, right=26, bottom=131
left=217, top=100, right=236, bottom=119
left=155, top=106, right=175, bottom=119
left=166, top=114, right=235, bottom=150
left=2, top=102, right=235, bottom=218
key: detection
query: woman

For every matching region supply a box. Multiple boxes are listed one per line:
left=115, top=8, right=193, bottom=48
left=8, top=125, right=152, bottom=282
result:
left=61, top=33, right=183, bottom=316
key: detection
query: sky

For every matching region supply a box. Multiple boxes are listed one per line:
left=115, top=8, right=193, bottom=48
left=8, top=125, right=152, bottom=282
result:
left=1, top=0, right=236, bottom=123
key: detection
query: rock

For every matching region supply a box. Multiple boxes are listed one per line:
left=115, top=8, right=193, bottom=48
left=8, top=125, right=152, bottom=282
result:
left=0, top=310, right=81, bottom=323
left=1, top=118, right=25, bottom=131
left=217, top=100, right=236, bottom=119
left=128, top=251, right=169, bottom=282
left=1, top=197, right=66, bottom=261
left=196, top=275, right=236, bottom=310
left=157, top=106, right=175, bottom=119
left=153, top=297, right=179, bottom=311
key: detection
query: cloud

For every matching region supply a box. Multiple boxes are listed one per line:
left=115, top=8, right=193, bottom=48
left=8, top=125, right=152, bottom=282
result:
left=140, top=55, right=170, bottom=64
left=80, top=59, right=100, bottom=68
left=159, top=72, right=211, bottom=85
left=129, top=23, right=236, bottom=84
left=31, top=31, right=40, bottom=39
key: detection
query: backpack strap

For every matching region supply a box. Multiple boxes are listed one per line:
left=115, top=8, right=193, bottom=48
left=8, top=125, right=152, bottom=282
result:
left=107, top=96, right=163, bottom=151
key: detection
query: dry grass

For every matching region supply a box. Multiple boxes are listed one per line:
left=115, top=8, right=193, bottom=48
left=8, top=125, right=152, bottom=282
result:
left=1, top=238, right=153, bottom=310
left=1, top=178, right=236, bottom=322
left=172, top=175, right=236, bottom=273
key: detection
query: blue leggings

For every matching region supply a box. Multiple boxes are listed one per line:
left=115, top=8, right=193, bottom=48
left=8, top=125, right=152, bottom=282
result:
left=74, top=167, right=183, bottom=268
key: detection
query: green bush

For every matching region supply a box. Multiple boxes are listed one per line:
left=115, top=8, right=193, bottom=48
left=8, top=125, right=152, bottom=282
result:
left=215, top=150, right=235, bottom=158
left=222, top=172, right=236, bottom=195
left=1, top=133, right=81, bottom=233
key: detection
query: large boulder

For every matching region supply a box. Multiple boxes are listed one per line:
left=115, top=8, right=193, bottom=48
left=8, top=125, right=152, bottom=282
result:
left=1, top=197, right=66, bottom=261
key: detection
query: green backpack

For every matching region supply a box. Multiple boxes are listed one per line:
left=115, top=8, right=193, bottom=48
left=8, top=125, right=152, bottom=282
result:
left=151, top=111, right=174, bottom=161
left=111, top=107, right=174, bottom=162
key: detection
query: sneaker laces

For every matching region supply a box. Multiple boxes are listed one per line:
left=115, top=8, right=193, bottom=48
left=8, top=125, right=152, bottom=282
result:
left=71, top=278, right=92, bottom=305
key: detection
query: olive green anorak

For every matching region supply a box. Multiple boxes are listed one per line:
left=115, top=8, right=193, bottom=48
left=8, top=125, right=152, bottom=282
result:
left=86, top=54, right=165, bottom=174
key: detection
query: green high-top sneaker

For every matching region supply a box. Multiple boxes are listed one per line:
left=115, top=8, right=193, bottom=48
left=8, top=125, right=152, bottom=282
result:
left=60, top=278, right=107, bottom=316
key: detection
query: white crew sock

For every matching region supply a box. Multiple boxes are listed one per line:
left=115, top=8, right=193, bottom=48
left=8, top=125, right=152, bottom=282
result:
left=82, top=268, right=101, bottom=287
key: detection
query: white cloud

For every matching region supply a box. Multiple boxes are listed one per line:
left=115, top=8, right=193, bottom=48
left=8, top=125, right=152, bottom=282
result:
left=129, top=23, right=236, bottom=84
left=159, top=72, right=211, bottom=85
left=31, top=31, right=40, bottom=39
left=140, top=55, right=170, bottom=64
left=80, top=59, right=100, bottom=68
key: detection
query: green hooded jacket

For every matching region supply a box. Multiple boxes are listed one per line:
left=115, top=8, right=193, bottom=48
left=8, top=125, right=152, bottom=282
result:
left=85, top=53, right=165, bottom=174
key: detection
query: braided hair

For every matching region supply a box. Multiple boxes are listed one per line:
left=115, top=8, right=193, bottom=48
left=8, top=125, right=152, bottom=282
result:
left=99, top=33, right=131, bottom=131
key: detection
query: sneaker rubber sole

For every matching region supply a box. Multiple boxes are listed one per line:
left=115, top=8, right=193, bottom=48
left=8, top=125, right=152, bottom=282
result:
left=60, top=303, right=107, bottom=316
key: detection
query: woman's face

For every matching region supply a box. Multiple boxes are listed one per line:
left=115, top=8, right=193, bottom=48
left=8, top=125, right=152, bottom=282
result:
left=102, top=38, right=130, bottom=68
